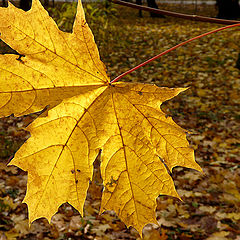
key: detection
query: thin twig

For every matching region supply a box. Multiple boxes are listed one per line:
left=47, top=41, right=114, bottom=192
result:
left=111, top=0, right=240, bottom=25
left=110, top=23, right=240, bottom=83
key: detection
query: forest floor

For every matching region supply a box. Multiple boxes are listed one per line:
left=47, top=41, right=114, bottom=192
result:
left=0, top=2, right=240, bottom=240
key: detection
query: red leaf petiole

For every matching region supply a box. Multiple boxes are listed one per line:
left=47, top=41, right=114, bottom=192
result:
left=110, top=23, right=240, bottom=84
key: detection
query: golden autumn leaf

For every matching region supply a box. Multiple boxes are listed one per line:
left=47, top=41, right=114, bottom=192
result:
left=0, top=0, right=202, bottom=235
left=0, top=0, right=108, bottom=117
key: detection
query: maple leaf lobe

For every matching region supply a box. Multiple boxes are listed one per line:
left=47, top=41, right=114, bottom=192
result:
left=0, top=0, right=109, bottom=117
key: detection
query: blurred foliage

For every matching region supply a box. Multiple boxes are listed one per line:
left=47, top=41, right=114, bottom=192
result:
left=48, top=0, right=118, bottom=32
left=48, top=1, right=78, bottom=31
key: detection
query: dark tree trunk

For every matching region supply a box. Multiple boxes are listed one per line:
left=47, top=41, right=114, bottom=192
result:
left=147, top=0, right=158, bottom=9
left=19, top=0, right=49, bottom=9
left=2, top=0, right=7, bottom=7
left=19, top=0, right=31, bottom=11
left=216, top=0, right=240, bottom=19
left=136, top=0, right=164, bottom=18
left=235, top=52, right=240, bottom=70
left=44, top=0, right=49, bottom=7
left=136, top=0, right=143, bottom=17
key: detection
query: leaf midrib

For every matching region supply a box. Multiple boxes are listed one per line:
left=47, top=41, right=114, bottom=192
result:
left=6, top=24, right=107, bottom=83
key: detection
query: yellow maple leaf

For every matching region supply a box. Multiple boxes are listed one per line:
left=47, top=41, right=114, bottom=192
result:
left=0, top=0, right=108, bottom=117
left=0, top=0, right=202, bottom=235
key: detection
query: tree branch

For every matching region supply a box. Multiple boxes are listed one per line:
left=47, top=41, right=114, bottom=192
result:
left=111, top=0, right=240, bottom=25
left=110, top=23, right=240, bottom=83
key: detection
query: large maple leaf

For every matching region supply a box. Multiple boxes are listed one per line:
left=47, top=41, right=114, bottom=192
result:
left=0, top=0, right=202, bottom=234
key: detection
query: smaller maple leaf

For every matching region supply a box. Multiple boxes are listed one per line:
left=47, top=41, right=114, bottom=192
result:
left=0, top=0, right=202, bottom=236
